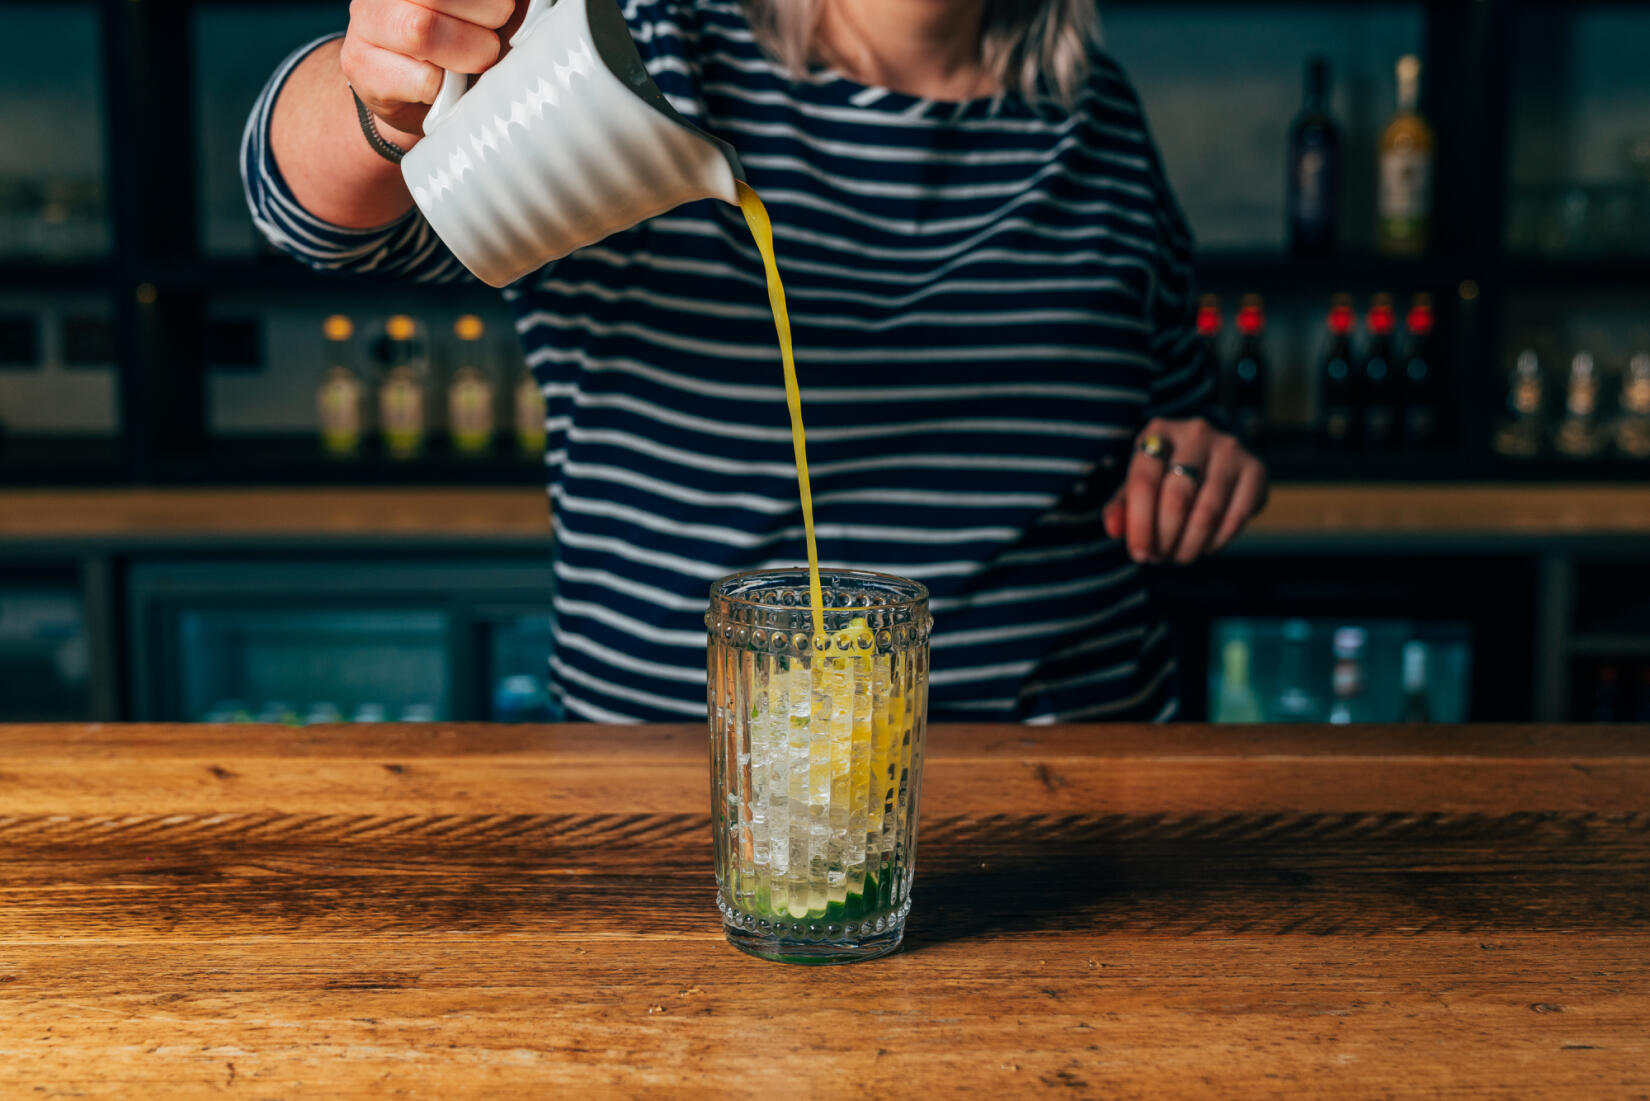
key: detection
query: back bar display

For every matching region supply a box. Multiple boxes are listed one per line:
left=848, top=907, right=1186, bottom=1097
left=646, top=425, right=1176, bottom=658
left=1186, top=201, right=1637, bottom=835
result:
left=1209, top=617, right=1470, bottom=724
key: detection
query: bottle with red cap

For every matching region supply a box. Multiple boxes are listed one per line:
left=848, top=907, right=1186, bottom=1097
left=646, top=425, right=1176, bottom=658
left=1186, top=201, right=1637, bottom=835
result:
left=1400, top=293, right=1439, bottom=447
left=1318, top=293, right=1358, bottom=448
left=1197, top=293, right=1224, bottom=385
left=1361, top=294, right=1399, bottom=449
left=1226, top=294, right=1268, bottom=443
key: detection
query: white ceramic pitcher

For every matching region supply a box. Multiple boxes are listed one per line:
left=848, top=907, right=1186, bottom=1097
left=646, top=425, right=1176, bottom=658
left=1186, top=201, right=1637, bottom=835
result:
left=402, top=0, right=744, bottom=288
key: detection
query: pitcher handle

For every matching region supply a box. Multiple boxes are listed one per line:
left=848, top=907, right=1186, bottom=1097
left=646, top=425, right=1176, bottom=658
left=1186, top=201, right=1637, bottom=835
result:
left=422, top=0, right=557, bottom=135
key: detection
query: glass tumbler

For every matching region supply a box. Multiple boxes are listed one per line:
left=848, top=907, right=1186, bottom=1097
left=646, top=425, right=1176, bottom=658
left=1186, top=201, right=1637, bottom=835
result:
left=707, top=568, right=931, bottom=963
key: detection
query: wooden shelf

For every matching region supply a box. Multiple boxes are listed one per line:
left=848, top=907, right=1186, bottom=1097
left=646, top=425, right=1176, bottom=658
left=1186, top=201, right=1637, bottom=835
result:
left=0, top=483, right=1647, bottom=545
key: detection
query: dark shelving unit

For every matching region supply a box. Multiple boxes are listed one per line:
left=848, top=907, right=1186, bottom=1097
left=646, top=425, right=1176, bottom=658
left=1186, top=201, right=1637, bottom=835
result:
left=0, top=0, right=1642, bottom=485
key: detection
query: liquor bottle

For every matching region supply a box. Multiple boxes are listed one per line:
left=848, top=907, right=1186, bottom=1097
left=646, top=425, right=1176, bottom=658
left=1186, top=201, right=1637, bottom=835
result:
left=1328, top=626, right=1366, bottom=725
left=1615, top=352, right=1650, bottom=459
left=1318, top=294, right=1359, bottom=448
left=1272, top=618, right=1320, bottom=722
left=1554, top=350, right=1606, bottom=459
left=1492, top=349, right=1546, bottom=458
left=1215, top=634, right=1263, bottom=723
left=1399, top=294, right=1439, bottom=448
left=514, top=357, right=547, bottom=459
left=1400, top=640, right=1432, bottom=722
left=1287, top=57, right=1340, bottom=258
left=1226, top=295, right=1268, bottom=443
left=448, top=315, right=497, bottom=458
left=316, top=315, right=366, bottom=459
left=1376, top=55, right=1435, bottom=257
left=1361, top=294, right=1399, bottom=449
left=377, top=315, right=430, bottom=460
left=1197, top=293, right=1224, bottom=380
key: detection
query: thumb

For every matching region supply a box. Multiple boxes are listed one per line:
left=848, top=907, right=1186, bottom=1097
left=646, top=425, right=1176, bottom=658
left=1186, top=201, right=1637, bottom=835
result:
left=1102, top=486, right=1124, bottom=539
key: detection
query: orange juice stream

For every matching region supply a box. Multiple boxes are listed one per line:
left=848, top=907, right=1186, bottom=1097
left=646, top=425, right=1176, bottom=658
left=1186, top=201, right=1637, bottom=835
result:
left=737, top=182, right=824, bottom=640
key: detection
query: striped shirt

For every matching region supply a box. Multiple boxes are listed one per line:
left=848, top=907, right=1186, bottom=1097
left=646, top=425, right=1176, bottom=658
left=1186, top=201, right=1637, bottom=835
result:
left=243, top=0, right=1215, bottom=723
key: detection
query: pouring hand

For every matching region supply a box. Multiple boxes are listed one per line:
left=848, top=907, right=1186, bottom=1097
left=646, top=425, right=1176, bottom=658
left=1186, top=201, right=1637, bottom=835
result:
left=1101, top=417, right=1268, bottom=565
left=341, top=0, right=531, bottom=135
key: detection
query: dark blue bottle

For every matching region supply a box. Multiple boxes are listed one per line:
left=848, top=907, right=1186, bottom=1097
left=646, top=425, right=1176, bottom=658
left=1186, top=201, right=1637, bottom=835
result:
left=1288, top=58, right=1340, bottom=258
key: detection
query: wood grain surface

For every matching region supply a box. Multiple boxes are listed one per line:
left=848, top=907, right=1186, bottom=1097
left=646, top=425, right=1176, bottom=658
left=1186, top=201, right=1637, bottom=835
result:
left=6, top=484, right=1650, bottom=543
left=2, top=723, right=1648, bottom=1099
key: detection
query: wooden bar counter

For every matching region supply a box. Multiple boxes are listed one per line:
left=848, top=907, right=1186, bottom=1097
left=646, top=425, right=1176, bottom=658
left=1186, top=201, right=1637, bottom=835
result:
left=2, top=723, right=1648, bottom=1097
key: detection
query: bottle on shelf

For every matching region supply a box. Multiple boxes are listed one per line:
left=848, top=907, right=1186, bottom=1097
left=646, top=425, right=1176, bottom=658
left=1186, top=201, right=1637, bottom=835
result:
left=1400, top=640, right=1432, bottom=722
left=1215, top=633, right=1263, bottom=723
left=377, top=315, right=431, bottom=461
left=514, top=353, right=547, bottom=460
left=1197, top=293, right=1224, bottom=377
left=1399, top=293, right=1439, bottom=448
left=1492, top=349, right=1547, bottom=458
left=1272, top=618, right=1320, bottom=722
left=1328, top=626, right=1366, bottom=725
left=1361, top=294, right=1399, bottom=449
left=1376, top=55, right=1434, bottom=257
left=448, top=315, right=498, bottom=458
left=1225, top=295, right=1268, bottom=443
left=316, top=314, right=366, bottom=459
left=1287, top=57, right=1340, bottom=259
left=1554, top=350, right=1606, bottom=459
left=1318, top=294, right=1359, bottom=449
left=1615, top=351, right=1650, bottom=460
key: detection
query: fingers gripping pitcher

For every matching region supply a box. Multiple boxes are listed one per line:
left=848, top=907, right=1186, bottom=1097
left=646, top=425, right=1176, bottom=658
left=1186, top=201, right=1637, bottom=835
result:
left=401, top=0, right=744, bottom=288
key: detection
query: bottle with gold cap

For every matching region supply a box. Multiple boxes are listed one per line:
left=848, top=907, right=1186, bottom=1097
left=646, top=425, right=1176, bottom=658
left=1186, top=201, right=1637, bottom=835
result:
left=448, top=315, right=497, bottom=457
left=513, top=349, right=546, bottom=460
left=1493, top=348, right=1546, bottom=458
left=1615, top=351, right=1650, bottom=460
left=1554, top=349, right=1605, bottom=459
left=377, top=314, right=430, bottom=460
left=316, top=314, right=365, bottom=459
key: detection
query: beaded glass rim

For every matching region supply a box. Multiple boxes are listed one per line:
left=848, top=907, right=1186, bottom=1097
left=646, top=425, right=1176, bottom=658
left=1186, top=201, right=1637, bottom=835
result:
left=709, top=567, right=929, bottom=614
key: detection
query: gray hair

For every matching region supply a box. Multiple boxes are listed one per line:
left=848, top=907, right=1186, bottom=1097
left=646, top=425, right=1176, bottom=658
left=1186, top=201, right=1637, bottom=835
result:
left=743, top=0, right=1102, bottom=108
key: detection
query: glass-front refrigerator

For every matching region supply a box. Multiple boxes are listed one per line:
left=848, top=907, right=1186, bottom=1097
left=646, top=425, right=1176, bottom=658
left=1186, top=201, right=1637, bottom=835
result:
left=129, top=559, right=555, bottom=722
left=1159, top=553, right=1535, bottom=723
left=0, top=569, right=90, bottom=721
left=478, top=609, right=562, bottom=723
left=1208, top=617, right=1471, bottom=724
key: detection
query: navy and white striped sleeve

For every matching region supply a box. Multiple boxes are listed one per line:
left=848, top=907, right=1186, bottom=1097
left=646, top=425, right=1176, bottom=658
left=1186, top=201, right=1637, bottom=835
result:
left=1105, top=64, right=1219, bottom=425
left=241, top=34, right=471, bottom=284
left=1143, top=182, right=1218, bottom=424
left=243, top=3, right=704, bottom=284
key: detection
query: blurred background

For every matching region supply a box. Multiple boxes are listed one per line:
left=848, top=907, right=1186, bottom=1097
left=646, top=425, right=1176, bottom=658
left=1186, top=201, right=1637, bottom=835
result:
left=0, top=0, right=1646, bottom=726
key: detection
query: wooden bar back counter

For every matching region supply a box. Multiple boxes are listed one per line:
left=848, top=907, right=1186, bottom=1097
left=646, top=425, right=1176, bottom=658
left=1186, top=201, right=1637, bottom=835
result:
left=2, top=722, right=1647, bottom=1098
left=4, top=484, right=1650, bottom=723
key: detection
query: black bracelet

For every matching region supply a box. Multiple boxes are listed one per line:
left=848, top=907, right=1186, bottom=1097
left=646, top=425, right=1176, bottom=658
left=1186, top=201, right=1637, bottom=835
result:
left=348, top=84, right=407, bottom=165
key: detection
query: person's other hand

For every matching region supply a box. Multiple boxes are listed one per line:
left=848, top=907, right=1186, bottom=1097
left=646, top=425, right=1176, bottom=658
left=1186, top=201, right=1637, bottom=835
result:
left=341, top=0, right=530, bottom=135
left=1101, top=417, right=1268, bottom=565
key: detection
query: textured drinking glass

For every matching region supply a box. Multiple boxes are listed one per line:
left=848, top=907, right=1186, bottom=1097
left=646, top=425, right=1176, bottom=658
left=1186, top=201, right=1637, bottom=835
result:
left=707, top=568, right=931, bottom=964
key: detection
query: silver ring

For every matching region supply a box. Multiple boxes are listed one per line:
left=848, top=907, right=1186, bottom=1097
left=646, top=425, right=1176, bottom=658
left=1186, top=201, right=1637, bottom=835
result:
left=1168, top=462, right=1202, bottom=485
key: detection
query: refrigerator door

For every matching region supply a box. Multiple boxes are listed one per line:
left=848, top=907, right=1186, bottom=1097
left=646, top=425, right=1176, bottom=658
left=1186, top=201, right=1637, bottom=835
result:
left=0, top=580, right=89, bottom=720
left=1209, top=617, right=1471, bottom=724
left=129, top=559, right=555, bottom=722
left=480, top=610, right=561, bottom=722
left=1159, top=555, right=1534, bottom=722
left=175, top=608, right=450, bottom=724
